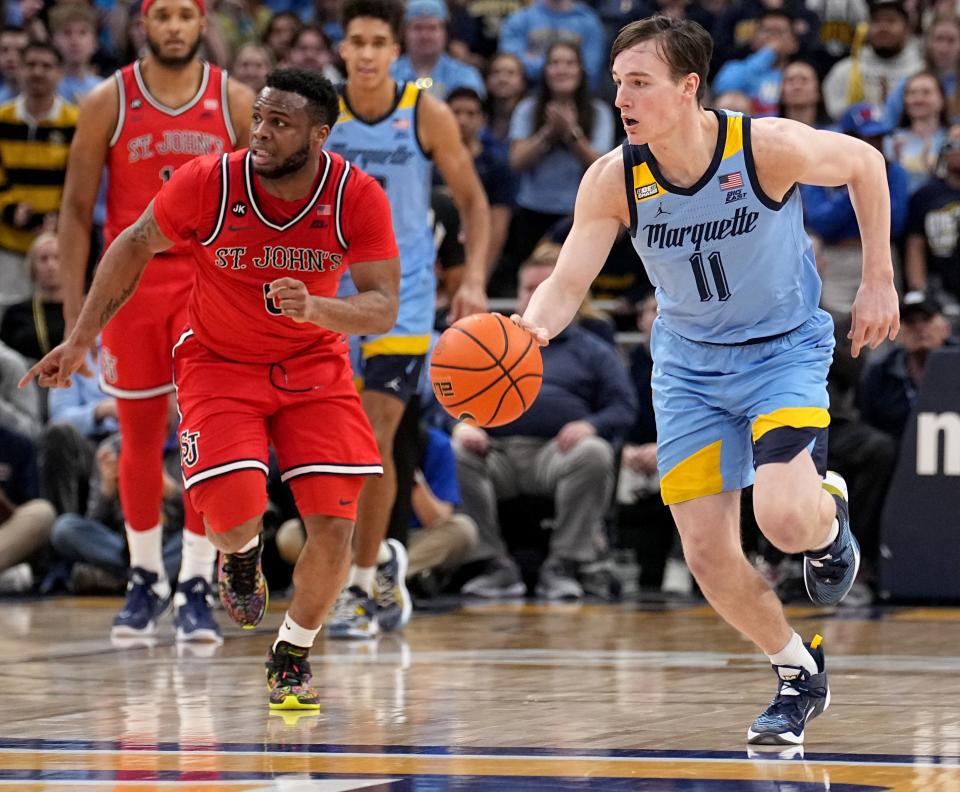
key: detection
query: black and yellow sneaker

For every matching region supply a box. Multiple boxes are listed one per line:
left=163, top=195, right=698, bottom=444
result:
left=265, top=641, right=321, bottom=710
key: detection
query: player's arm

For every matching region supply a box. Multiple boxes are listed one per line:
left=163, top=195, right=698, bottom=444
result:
left=750, top=117, right=900, bottom=356
left=419, top=92, right=490, bottom=321
left=517, top=150, right=627, bottom=344
left=59, top=78, right=118, bottom=332
left=226, top=77, right=255, bottom=150
left=20, top=204, right=173, bottom=390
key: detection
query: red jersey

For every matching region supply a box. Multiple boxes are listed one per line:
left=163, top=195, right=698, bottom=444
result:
left=153, top=148, right=398, bottom=364
left=105, top=60, right=236, bottom=254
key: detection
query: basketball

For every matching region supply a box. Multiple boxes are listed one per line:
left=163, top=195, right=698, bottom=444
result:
left=430, top=313, right=543, bottom=428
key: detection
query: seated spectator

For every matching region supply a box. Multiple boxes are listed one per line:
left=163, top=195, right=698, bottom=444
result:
left=886, top=71, right=948, bottom=194
left=904, top=126, right=960, bottom=298
left=506, top=41, right=614, bottom=284
left=713, top=0, right=820, bottom=71
left=0, top=26, right=28, bottom=104
left=446, top=87, right=515, bottom=281
left=231, top=42, right=273, bottom=95
left=453, top=248, right=636, bottom=599
left=263, top=11, right=303, bottom=66
left=50, top=3, right=101, bottom=104
left=776, top=58, right=831, bottom=127
left=886, top=15, right=960, bottom=126
left=286, top=24, right=341, bottom=83
left=0, top=424, right=56, bottom=592
left=498, top=0, right=605, bottom=91
left=392, top=0, right=485, bottom=99
left=1, top=232, right=66, bottom=362
left=713, top=9, right=799, bottom=116
left=0, top=339, right=40, bottom=439
left=50, top=432, right=186, bottom=595
left=859, top=290, right=957, bottom=443
left=822, top=0, right=922, bottom=120
left=801, top=103, right=908, bottom=316
left=484, top=51, right=527, bottom=144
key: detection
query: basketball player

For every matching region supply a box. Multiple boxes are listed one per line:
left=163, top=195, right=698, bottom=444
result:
left=514, top=17, right=899, bottom=745
left=57, top=0, right=254, bottom=642
left=23, top=68, right=401, bottom=710
left=324, top=0, right=490, bottom=639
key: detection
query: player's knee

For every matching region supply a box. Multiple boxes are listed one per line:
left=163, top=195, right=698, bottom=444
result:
left=754, top=498, right=812, bottom=554
left=190, top=469, right=266, bottom=548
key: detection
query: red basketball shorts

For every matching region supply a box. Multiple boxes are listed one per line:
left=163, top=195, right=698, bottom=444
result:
left=100, top=255, right=194, bottom=399
left=172, top=330, right=382, bottom=523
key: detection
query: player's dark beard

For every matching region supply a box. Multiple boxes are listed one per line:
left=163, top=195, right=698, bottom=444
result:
left=253, top=141, right=311, bottom=180
left=146, top=33, right=203, bottom=68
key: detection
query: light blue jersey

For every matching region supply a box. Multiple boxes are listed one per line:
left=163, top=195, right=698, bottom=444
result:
left=327, top=82, right=435, bottom=356
left=625, top=110, right=822, bottom=344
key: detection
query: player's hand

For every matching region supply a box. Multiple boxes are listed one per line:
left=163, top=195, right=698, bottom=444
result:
left=555, top=420, right=596, bottom=454
left=453, top=422, right=490, bottom=456
left=509, top=314, right=550, bottom=347
left=849, top=277, right=900, bottom=358
left=266, top=278, right=316, bottom=324
left=622, top=442, right=658, bottom=475
left=18, top=339, right=92, bottom=389
left=448, top=280, right=488, bottom=322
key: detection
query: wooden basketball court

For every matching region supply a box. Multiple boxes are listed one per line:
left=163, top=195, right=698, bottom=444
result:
left=2, top=595, right=958, bottom=790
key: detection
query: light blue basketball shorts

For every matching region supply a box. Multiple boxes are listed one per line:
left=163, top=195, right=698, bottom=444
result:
left=651, top=309, right=835, bottom=505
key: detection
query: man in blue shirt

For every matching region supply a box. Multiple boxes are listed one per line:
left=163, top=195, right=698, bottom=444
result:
left=391, top=0, right=485, bottom=99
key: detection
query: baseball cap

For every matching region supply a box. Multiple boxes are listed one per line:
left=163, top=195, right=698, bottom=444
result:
left=869, top=0, right=908, bottom=19
left=838, top=102, right=893, bottom=138
left=405, top=0, right=449, bottom=21
left=901, top=290, right=943, bottom=320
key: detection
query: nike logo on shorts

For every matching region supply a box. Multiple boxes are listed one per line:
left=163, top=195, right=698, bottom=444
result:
left=339, top=498, right=353, bottom=506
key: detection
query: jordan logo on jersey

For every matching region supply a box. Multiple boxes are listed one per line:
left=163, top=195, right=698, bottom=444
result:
left=643, top=206, right=759, bottom=252
left=127, top=131, right=225, bottom=162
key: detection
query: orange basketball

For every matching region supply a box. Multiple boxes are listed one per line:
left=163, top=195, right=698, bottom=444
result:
left=430, top=313, right=543, bottom=428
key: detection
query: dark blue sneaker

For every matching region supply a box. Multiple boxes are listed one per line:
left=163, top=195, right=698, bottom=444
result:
left=748, top=635, right=830, bottom=745
left=327, top=585, right=379, bottom=640
left=174, top=577, right=223, bottom=644
left=111, top=567, right=171, bottom=637
left=804, top=472, right=860, bottom=606
left=374, top=539, right=412, bottom=633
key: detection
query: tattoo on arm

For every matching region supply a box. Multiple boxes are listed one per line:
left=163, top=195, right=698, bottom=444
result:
left=128, top=211, right=159, bottom=247
left=99, top=272, right=140, bottom=327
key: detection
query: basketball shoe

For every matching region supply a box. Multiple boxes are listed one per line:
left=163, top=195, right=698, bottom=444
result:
left=266, top=641, right=320, bottom=710
left=747, top=634, right=830, bottom=745
left=804, top=472, right=860, bottom=606
left=174, top=577, right=223, bottom=644
left=327, top=585, right=379, bottom=639
left=374, top=538, right=412, bottom=632
left=218, top=536, right=268, bottom=628
left=111, top=567, right=171, bottom=637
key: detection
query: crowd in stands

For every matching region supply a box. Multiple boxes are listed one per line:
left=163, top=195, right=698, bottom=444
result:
left=0, top=0, right=957, bottom=605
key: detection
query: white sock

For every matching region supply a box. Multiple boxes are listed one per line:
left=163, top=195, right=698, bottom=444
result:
left=126, top=522, right=165, bottom=580
left=811, top=518, right=839, bottom=553
left=273, top=611, right=321, bottom=650
left=353, top=565, right=375, bottom=596
left=767, top=632, right=818, bottom=677
left=376, top=541, right=392, bottom=565
left=236, top=536, right=259, bottom=554
left=178, top=530, right=217, bottom=585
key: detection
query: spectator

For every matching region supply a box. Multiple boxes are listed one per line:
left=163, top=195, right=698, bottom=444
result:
left=822, top=0, right=923, bottom=120
left=776, top=58, right=831, bottom=127
left=713, top=8, right=800, bottom=116
left=0, top=339, right=39, bottom=438
left=801, top=102, right=909, bottom=315
left=447, top=86, right=515, bottom=281
left=484, top=51, right=527, bottom=144
left=714, top=89, right=753, bottom=115
left=0, top=25, right=28, bottom=103
left=859, top=290, right=956, bottom=442
left=308, top=0, right=345, bottom=46
left=498, top=0, right=605, bottom=90
left=0, top=42, right=77, bottom=310
left=713, top=0, right=820, bottom=70
left=887, top=72, right=949, bottom=195
left=263, top=10, right=302, bottom=65
left=49, top=3, right=101, bottom=104
left=1, top=232, right=65, bottom=362
left=805, top=0, right=869, bottom=69
left=453, top=246, right=636, bottom=599
left=506, top=41, right=614, bottom=280
left=231, top=41, right=273, bottom=94
left=285, top=24, right=341, bottom=82
left=886, top=16, right=960, bottom=126
left=211, top=0, right=273, bottom=59
left=392, top=0, right=485, bottom=100
left=449, top=0, right=527, bottom=63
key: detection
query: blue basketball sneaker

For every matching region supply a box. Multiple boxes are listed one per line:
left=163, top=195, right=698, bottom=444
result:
left=327, top=585, right=380, bottom=640
left=111, top=567, right=171, bottom=637
left=174, top=577, right=223, bottom=644
left=374, top=539, right=412, bottom=633
left=747, top=635, right=830, bottom=745
left=804, top=472, right=860, bottom=606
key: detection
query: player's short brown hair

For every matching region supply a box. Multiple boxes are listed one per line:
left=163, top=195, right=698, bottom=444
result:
left=610, top=16, right=712, bottom=102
